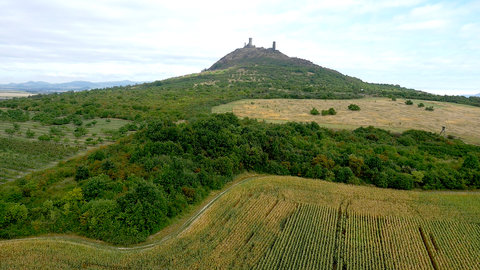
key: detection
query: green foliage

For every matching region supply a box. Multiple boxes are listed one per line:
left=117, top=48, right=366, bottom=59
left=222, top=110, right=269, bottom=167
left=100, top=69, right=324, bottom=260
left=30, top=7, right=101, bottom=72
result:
left=25, top=128, right=35, bottom=138
left=425, top=106, right=434, bottom=111
left=321, top=108, right=336, bottom=116
left=74, top=127, right=87, bottom=137
left=38, top=134, right=51, bottom=141
left=310, top=107, right=320, bottom=115
left=5, top=128, right=15, bottom=136
left=418, top=103, right=425, bottom=108
left=348, top=104, right=360, bottom=111
left=405, top=100, right=413, bottom=105
left=75, top=165, right=90, bottom=181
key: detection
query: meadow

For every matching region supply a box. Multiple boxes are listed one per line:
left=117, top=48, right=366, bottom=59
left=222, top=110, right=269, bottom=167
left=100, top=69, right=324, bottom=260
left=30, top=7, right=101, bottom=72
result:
left=0, top=175, right=478, bottom=269
left=213, top=98, right=480, bottom=144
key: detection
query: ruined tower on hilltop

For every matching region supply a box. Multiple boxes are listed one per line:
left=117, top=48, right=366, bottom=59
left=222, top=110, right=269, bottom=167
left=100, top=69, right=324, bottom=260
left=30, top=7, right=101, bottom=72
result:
left=272, top=41, right=276, bottom=51
left=245, top=37, right=254, bottom=48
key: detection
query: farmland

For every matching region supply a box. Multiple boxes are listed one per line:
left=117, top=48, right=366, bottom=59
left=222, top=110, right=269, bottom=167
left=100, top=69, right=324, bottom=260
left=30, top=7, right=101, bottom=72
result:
left=213, top=98, right=480, bottom=144
left=1, top=175, right=479, bottom=269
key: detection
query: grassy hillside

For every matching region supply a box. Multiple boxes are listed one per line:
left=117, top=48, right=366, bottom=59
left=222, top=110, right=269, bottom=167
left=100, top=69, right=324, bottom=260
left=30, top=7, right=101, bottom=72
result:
left=213, top=97, right=480, bottom=144
left=1, top=175, right=479, bottom=269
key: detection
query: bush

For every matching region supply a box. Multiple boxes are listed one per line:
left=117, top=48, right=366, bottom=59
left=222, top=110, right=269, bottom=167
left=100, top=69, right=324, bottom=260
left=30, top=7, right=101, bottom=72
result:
left=348, top=104, right=360, bottom=111
left=425, top=106, right=434, bottom=111
left=322, top=108, right=336, bottom=116
left=405, top=100, right=413, bottom=105
left=74, top=127, right=87, bottom=137
left=75, top=165, right=90, bottom=181
left=38, top=134, right=51, bottom=141
left=26, top=129, right=35, bottom=138
left=391, top=97, right=397, bottom=101
left=310, top=107, right=320, bottom=115
left=418, top=103, right=425, bottom=108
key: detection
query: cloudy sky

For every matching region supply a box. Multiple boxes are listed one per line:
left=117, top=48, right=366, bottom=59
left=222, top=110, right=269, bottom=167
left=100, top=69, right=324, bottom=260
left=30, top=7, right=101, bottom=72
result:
left=0, top=0, right=479, bottom=95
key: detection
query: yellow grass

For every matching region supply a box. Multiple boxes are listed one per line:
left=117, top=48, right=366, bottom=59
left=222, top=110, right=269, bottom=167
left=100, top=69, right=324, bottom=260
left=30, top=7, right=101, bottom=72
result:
left=212, top=98, right=480, bottom=144
left=0, top=91, right=34, bottom=99
left=1, top=175, right=479, bottom=269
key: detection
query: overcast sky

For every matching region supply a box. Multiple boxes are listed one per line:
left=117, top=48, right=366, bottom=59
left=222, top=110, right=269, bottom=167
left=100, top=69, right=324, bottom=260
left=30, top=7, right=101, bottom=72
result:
left=0, top=0, right=479, bottom=95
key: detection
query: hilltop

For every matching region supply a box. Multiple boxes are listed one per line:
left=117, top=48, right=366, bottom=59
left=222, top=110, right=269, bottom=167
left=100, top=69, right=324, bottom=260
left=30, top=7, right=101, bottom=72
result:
left=208, top=41, right=316, bottom=71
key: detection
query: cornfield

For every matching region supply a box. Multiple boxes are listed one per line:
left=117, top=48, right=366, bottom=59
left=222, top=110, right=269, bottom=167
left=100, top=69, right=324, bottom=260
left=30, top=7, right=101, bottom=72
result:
left=1, top=175, right=479, bottom=269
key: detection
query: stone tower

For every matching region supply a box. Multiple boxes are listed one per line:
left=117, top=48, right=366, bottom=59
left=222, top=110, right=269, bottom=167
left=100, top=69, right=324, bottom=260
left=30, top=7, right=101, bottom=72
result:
left=248, top=38, right=253, bottom=47
left=272, top=41, right=276, bottom=51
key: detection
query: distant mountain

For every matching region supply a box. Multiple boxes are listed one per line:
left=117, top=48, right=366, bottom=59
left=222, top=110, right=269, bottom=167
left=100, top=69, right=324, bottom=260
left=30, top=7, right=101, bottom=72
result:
left=463, top=93, right=480, bottom=97
left=0, top=80, right=141, bottom=93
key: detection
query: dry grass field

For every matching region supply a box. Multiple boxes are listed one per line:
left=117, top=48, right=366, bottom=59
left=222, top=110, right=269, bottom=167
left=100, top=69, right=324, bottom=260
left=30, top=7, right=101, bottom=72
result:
left=0, top=91, right=33, bottom=99
left=1, top=175, right=479, bottom=269
left=212, top=98, right=480, bottom=144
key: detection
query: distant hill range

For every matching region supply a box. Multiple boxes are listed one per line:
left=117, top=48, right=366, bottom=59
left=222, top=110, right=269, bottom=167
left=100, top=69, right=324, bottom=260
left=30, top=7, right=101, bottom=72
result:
left=0, top=80, right=140, bottom=93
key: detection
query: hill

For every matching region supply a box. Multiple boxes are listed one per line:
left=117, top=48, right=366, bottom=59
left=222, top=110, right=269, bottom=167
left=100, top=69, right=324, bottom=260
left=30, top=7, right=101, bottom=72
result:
left=1, top=175, right=479, bottom=269
left=208, top=45, right=316, bottom=71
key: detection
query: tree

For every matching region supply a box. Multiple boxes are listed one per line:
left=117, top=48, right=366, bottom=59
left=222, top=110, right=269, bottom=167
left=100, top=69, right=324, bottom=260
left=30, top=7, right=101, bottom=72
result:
left=405, top=100, right=413, bottom=105
left=75, top=165, right=90, bottom=181
left=310, top=107, right=320, bottom=115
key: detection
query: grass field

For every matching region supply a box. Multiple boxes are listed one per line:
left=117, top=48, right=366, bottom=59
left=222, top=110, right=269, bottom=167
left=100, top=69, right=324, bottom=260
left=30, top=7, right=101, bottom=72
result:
left=212, top=98, right=480, bottom=144
left=1, top=175, right=479, bottom=269
left=0, top=118, right=130, bottom=183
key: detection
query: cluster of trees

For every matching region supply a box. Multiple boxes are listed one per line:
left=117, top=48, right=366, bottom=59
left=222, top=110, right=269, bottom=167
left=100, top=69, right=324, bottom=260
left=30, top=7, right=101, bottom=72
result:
left=1, top=114, right=479, bottom=244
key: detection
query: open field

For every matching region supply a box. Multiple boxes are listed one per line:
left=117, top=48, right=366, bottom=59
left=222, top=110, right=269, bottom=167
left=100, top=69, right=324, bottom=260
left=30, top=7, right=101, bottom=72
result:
left=1, top=175, right=479, bottom=269
left=0, top=91, right=34, bottom=99
left=213, top=98, right=480, bottom=144
left=0, top=118, right=130, bottom=183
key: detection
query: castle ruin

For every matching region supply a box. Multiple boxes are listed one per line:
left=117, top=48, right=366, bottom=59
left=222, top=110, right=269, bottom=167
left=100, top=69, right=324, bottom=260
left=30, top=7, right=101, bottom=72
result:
left=243, top=38, right=277, bottom=51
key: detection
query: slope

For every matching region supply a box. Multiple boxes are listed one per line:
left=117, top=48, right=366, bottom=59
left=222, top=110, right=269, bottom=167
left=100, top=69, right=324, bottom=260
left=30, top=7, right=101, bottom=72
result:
left=1, top=175, right=479, bottom=269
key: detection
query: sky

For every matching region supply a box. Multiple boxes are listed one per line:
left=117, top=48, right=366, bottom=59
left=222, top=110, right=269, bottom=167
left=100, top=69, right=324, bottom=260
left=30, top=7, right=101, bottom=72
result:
left=0, top=0, right=479, bottom=95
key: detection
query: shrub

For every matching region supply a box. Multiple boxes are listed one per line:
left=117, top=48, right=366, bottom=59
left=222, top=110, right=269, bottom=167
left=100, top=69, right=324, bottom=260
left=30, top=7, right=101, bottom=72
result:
left=391, top=97, right=397, bottom=101
left=418, top=103, right=425, bottom=108
left=425, top=106, right=434, bottom=111
left=348, top=104, right=360, bottom=111
left=310, top=107, right=320, bottom=115
left=75, top=165, right=90, bottom=181
left=5, top=128, right=15, bottom=136
left=322, top=108, right=336, bottom=116
left=74, top=127, right=87, bottom=137
left=38, top=134, right=51, bottom=141
left=405, top=100, right=413, bottom=105
left=26, top=129, right=35, bottom=138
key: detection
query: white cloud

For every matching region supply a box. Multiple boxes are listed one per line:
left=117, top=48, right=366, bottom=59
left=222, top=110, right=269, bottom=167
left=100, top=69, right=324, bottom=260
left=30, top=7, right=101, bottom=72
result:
left=397, top=19, right=448, bottom=30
